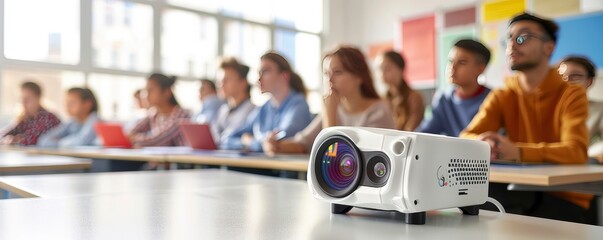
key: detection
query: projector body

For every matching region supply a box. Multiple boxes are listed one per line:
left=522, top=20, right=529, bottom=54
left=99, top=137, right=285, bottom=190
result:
left=307, top=127, right=491, bottom=225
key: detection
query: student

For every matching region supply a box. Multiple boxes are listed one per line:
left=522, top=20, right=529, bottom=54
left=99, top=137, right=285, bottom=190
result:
left=378, top=51, right=424, bottom=131
left=264, top=46, right=396, bottom=155
left=558, top=56, right=603, bottom=159
left=192, top=79, right=225, bottom=123
left=129, top=74, right=190, bottom=147
left=460, top=13, right=592, bottom=223
left=212, top=58, right=257, bottom=146
left=37, top=88, right=100, bottom=147
left=1, top=81, right=61, bottom=145
left=222, top=52, right=312, bottom=152
left=417, top=39, right=492, bottom=137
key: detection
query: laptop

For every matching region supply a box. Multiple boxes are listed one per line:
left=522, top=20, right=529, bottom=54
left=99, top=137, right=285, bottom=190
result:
left=94, top=123, right=133, bottom=148
left=179, top=123, right=218, bottom=150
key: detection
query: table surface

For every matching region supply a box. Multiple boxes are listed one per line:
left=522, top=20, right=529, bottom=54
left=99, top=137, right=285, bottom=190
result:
left=4, top=147, right=310, bottom=171
left=0, top=152, right=91, bottom=174
left=166, top=151, right=309, bottom=171
left=0, top=170, right=601, bottom=240
left=30, top=147, right=165, bottom=162
left=6, top=147, right=603, bottom=187
left=489, top=164, right=603, bottom=186
left=0, top=169, right=296, bottom=198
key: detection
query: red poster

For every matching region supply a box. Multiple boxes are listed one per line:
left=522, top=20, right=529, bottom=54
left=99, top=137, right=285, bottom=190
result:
left=401, top=15, right=436, bottom=85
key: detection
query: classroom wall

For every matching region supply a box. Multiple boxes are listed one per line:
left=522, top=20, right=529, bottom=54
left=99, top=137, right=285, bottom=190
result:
left=324, top=0, right=603, bottom=101
left=324, top=0, right=479, bottom=53
left=590, top=71, right=603, bottom=102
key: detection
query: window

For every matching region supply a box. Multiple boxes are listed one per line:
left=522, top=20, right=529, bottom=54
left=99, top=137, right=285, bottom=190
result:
left=220, top=0, right=272, bottom=23
left=173, top=80, right=201, bottom=115
left=92, top=0, right=154, bottom=72
left=161, top=9, right=218, bottom=78
left=4, top=0, right=80, bottom=64
left=275, top=30, right=322, bottom=113
left=0, top=69, right=85, bottom=121
left=87, top=74, right=146, bottom=121
left=223, top=21, right=271, bottom=81
left=275, top=30, right=322, bottom=90
left=167, top=0, right=219, bottom=12
left=0, top=0, right=324, bottom=122
left=223, top=21, right=272, bottom=106
left=273, top=0, right=323, bottom=33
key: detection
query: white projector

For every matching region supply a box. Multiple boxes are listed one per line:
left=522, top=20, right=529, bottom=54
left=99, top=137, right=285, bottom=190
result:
left=307, top=127, right=491, bottom=225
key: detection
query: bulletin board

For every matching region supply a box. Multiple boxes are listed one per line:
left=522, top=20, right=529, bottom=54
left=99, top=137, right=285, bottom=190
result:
left=551, top=12, right=603, bottom=67
left=401, top=15, right=436, bottom=86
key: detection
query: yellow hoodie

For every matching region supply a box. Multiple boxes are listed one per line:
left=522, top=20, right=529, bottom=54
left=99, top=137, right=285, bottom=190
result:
left=461, top=68, right=591, bottom=209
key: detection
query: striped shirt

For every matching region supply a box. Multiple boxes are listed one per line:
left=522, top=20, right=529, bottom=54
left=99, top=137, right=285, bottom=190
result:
left=129, top=106, right=191, bottom=146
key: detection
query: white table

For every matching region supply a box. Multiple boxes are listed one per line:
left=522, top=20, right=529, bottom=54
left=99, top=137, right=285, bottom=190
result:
left=0, top=171, right=601, bottom=239
left=0, top=152, right=91, bottom=174
left=489, top=164, right=603, bottom=186
left=0, top=169, right=296, bottom=198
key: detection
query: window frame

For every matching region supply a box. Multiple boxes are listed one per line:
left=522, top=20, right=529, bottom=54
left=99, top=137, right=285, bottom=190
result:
left=0, top=0, right=324, bottom=118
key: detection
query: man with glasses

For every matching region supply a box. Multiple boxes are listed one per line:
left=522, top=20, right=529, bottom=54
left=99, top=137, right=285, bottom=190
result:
left=558, top=56, right=603, bottom=162
left=461, top=13, right=593, bottom=223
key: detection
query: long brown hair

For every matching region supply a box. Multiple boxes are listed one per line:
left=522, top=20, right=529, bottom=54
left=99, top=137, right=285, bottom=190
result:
left=324, top=46, right=380, bottom=99
left=382, top=51, right=412, bottom=119
left=261, top=52, right=307, bottom=97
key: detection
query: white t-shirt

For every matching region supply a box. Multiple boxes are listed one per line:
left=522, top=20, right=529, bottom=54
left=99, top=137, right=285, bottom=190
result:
left=212, top=99, right=257, bottom=145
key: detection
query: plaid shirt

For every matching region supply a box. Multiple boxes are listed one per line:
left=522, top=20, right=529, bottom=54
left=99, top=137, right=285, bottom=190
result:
left=4, top=109, right=61, bottom=145
left=129, top=106, right=191, bottom=146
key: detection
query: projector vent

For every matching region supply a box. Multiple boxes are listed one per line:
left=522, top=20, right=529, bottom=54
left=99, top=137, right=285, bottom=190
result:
left=447, top=159, right=488, bottom=186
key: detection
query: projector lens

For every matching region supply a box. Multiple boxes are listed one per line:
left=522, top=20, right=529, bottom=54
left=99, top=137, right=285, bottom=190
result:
left=374, top=162, right=386, bottom=177
left=315, top=136, right=362, bottom=198
left=366, top=155, right=390, bottom=185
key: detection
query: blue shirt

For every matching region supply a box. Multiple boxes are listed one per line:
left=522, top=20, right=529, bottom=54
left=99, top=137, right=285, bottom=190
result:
left=192, top=95, right=225, bottom=123
left=222, top=91, right=312, bottom=151
left=37, top=112, right=101, bottom=147
left=417, top=87, right=490, bottom=137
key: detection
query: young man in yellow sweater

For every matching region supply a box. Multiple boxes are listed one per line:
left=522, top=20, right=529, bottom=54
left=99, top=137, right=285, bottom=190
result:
left=460, top=13, right=593, bottom=223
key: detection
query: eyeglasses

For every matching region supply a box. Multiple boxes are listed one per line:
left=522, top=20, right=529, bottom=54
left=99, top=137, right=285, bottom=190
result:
left=501, top=34, right=550, bottom=47
left=562, top=74, right=589, bottom=82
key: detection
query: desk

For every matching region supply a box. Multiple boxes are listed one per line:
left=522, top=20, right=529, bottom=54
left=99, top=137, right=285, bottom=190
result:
left=489, top=164, right=603, bottom=225
left=167, top=152, right=308, bottom=171
left=0, top=152, right=91, bottom=174
left=3, top=146, right=165, bottom=162
left=0, top=171, right=601, bottom=239
left=6, top=147, right=603, bottom=184
left=489, top=165, right=603, bottom=186
left=29, top=147, right=164, bottom=162
left=0, top=169, right=296, bottom=198
left=3, top=147, right=309, bottom=172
